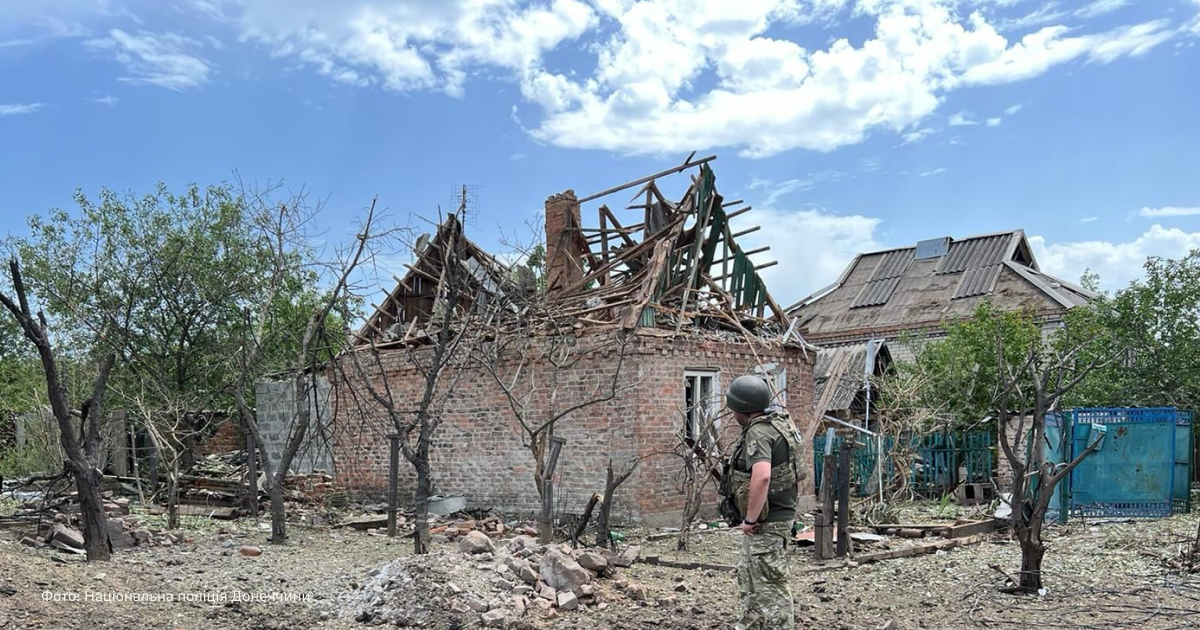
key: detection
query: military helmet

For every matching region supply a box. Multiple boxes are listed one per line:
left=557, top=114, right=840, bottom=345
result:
left=726, top=375, right=772, bottom=413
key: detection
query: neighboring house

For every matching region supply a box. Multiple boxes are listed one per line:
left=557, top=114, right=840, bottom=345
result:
left=792, top=229, right=1096, bottom=423
left=329, top=159, right=816, bottom=525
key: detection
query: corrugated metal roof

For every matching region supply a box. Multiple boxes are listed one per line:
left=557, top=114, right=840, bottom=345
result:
left=871, top=249, right=914, bottom=281
left=851, top=275, right=902, bottom=308
left=813, top=342, right=890, bottom=412
left=851, top=249, right=912, bottom=308
left=953, top=264, right=1002, bottom=299
left=936, top=234, right=1011, bottom=274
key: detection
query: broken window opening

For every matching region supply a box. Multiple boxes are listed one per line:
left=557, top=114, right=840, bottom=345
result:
left=684, top=369, right=721, bottom=446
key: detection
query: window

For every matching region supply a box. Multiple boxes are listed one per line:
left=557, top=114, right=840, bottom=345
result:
left=753, top=363, right=788, bottom=408
left=683, top=369, right=720, bottom=444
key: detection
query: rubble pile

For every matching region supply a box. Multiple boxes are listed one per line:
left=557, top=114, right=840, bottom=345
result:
left=348, top=533, right=649, bottom=628
left=429, top=514, right=522, bottom=542
left=17, top=493, right=194, bottom=554
left=284, top=470, right=348, bottom=508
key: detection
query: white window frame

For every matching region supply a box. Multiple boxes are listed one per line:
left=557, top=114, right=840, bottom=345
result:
left=684, top=369, right=721, bottom=444
left=752, top=363, right=788, bottom=408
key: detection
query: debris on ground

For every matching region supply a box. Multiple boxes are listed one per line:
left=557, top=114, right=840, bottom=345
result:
left=348, top=533, right=646, bottom=626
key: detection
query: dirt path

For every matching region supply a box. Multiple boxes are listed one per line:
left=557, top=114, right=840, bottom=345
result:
left=2, top=514, right=1198, bottom=630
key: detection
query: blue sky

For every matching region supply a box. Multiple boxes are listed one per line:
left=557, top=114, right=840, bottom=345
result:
left=2, top=0, right=1199, bottom=306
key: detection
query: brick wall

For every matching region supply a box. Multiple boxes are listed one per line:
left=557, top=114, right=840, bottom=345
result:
left=199, top=417, right=244, bottom=455
left=329, top=333, right=814, bottom=526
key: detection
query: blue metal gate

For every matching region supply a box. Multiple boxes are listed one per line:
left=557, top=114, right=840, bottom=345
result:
left=1068, top=408, right=1194, bottom=518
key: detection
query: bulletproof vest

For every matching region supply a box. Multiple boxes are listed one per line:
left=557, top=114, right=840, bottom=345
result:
left=720, top=410, right=806, bottom=518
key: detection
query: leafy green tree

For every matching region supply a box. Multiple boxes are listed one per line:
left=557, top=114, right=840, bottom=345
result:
left=886, top=301, right=1041, bottom=429
left=1064, top=251, right=1200, bottom=410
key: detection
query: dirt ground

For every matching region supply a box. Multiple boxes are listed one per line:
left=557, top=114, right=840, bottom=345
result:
left=2, top=507, right=1200, bottom=630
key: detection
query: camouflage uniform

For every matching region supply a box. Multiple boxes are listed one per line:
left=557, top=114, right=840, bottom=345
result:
left=730, top=410, right=801, bottom=630
left=737, top=520, right=793, bottom=630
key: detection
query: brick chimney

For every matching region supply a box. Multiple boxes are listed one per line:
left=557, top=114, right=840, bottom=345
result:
left=544, top=190, right=584, bottom=295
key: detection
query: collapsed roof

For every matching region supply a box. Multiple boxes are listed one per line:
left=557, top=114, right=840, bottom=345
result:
left=357, top=154, right=800, bottom=347
left=790, top=229, right=1096, bottom=344
left=356, top=213, right=529, bottom=346
left=541, top=153, right=794, bottom=339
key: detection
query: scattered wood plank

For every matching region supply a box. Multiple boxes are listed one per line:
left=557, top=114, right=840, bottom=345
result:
left=643, top=555, right=735, bottom=572
left=148, top=505, right=239, bottom=520
left=854, top=533, right=994, bottom=564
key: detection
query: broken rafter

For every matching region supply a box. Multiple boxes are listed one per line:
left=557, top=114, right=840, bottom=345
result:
left=621, top=238, right=672, bottom=330
left=730, top=226, right=761, bottom=239
left=577, top=154, right=716, bottom=204
left=724, top=206, right=753, bottom=221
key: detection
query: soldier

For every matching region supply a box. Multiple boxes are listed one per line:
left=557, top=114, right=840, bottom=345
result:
left=723, top=375, right=804, bottom=630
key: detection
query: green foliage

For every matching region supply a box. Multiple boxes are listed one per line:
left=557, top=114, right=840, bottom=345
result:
left=1063, top=251, right=1200, bottom=410
left=6, top=182, right=342, bottom=429
left=0, top=315, right=44, bottom=416
left=881, top=250, right=1200, bottom=427
left=884, top=301, right=1041, bottom=428
left=0, top=442, right=59, bottom=477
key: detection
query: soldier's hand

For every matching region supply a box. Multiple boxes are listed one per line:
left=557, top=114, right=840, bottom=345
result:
left=740, top=521, right=759, bottom=535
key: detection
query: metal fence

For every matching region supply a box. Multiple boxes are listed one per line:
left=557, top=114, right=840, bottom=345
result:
left=812, top=429, right=994, bottom=496
left=1067, top=407, right=1194, bottom=519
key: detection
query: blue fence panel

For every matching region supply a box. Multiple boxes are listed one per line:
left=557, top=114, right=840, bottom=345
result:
left=1174, top=410, right=1194, bottom=514
left=813, top=429, right=994, bottom=497
left=1069, top=407, right=1183, bottom=519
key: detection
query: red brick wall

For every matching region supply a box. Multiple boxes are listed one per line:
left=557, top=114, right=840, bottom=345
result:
left=329, top=333, right=813, bottom=526
left=198, top=416, right=244, bottom=455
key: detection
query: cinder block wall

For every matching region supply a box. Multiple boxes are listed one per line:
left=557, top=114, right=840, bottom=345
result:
left=329, top=334, right=813, bottom=525
left=255, top=376, right=334, bottom=475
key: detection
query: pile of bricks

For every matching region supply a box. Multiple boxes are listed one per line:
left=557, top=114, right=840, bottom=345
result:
left=18, top=493, right=191, bottom=554
left=429, top=515, right=522, bottom=543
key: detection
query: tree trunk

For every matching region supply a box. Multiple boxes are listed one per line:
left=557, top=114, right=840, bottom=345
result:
left=596, top=462, right=616, bottom=549
left=167, top=473, right=179, bottom=530
left=268, top=475, right=287, bottom=544
left=414, top=465, right=431, bottom=555
left=245, top=429, right=259, bottom=516
left=72, top=464, right=112, bottom=561
left=574, top=493, right=599, bottom=547
left=1018, top=536, right=1045, bottom=592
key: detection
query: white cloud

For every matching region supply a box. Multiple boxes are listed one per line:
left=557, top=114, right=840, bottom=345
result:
left=0, top=103, right=46, bottom=116
left=1030, top=225, right=1200, bottom=292
left=1002, top=0, right=1130, bottom=31
left=917, top=167, right=947, bottom=177
left=1074, top=0, right=1129, bottom=21
left=534, top=2, right=1179, bottom=157
left=1140, top=206, right=1200, bottom=218
left=948, top=112, right=978, bottom=126
left=1004, top=103, right=1023, bottom=115
left=87, top=95, right=120, bottom=105
left=985, top=116, right=1002, bottom=126
left=233, top=0, right=596, bottom=97
left=901, top=126, right=938, bottom=145
left=204, top=0, right=1182, bottom=157
left=1080, top=216, right=1098, bottom=223
left=734, top=205, right=883, bottom=305
left=85, top=29, right=212, bottom=90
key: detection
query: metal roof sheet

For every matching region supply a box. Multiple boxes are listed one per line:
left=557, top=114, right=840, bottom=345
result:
left=953, top=264, right=1003, bottom=299
left=936, top=234, right=1013, bottom=274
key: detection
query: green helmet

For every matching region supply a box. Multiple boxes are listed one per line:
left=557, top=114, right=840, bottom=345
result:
left=726, top=375, right=772, bottom=413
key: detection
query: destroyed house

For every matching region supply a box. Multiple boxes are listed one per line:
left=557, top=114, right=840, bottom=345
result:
left=330, top=155, right=816, bottom=525
left=792, top=230, right=1095, bottom=423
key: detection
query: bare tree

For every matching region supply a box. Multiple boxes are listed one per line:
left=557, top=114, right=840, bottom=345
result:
left=231, top=191, right=388, bottom=544
left=672, top=405, right=727, bottom=551
left=0, top=260, right=116, bottom=561
left=335, top=196, right=495, bottom=553
left=994, top=333, right=1116, bottom=592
